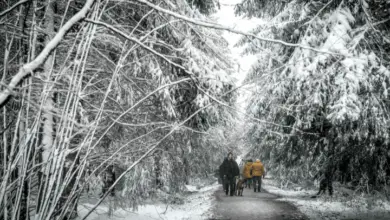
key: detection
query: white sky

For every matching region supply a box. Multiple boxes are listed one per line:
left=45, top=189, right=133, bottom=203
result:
left=212, top=0, right=261, bottom=111
left=212, top=0, right=260, bottom=86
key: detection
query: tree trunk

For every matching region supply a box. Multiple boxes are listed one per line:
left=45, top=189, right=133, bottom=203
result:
left=154, top=153, right=162, bottom=189
left=60, top=154, right=80, bottom=219
left=102, top=164, right=116, bottom=197
left=183, top=157, right=190, bottom=185
left=37, top=0, right=56, bottom=217
left=41, top=0, right=55, bottom=174
left=18, top=2, right=33, bottom=218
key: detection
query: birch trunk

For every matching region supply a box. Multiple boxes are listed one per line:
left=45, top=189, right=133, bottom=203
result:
left=41, top=0, right=55, bottom=173
left=1, top=29, right=10, bottom=220
left=37, top=0, right=55, bottom=217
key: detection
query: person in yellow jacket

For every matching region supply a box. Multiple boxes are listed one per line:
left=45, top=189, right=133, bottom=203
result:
left=242, top=159, right=253, bottom=188
left=251, top=159, right=265, bottom=192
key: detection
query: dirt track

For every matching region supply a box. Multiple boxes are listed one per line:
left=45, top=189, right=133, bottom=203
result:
left=210, top=186, right=308, bottom=220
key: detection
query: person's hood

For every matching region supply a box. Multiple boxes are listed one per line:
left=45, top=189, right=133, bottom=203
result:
left=246, top=162, right=253, bottom=166
left=254, top=159, right=262, bottom=164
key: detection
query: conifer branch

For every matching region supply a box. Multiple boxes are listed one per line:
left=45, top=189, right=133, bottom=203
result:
left=134, top=0, right=343, bottom=56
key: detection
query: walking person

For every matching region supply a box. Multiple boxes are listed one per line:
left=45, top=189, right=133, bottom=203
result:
left=313, top=162, right=334, bottom=196
left=220, top=152, right=240, bottom=196
left=251, top=159, right=265, bottom=192
left=219, top=157, right=228, bottom=191
left=242, top=159, right=253, bottom=188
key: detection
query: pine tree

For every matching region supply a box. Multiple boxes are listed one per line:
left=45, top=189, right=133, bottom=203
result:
left=239, top=0, right=390, bottom=190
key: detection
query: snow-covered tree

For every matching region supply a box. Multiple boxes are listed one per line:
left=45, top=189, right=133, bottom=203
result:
left=238, top=0, right=390, bottom=189
left=0, top=0, right=237, bottom=219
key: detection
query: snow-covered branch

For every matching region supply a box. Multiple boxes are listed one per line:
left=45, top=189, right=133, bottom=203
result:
left=81, top=102, right=213, bottom=220
left=196, top=84, right=317, bottom=136
left=0, top=0, right=95, bottom=106
left=0, top=0, right=30, bottom=18
left=134, top=0, right=341, bottom=56
left=85, top=19, right=189, bottom=72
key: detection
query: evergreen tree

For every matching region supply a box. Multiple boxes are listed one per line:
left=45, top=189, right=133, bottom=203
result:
left=238, top=0, right=390, bottom=190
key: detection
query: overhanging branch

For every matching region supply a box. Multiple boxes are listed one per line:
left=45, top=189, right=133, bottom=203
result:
left=134, top=0, right=342, bottom=56
left=0, top=0, right=96, bottom=106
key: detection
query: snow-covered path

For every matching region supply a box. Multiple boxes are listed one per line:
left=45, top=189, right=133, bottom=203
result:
left=211, top=186, right=308, bottom=220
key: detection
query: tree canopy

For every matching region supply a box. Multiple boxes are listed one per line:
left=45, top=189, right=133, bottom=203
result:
left=238, top=0, right=390, bottom=189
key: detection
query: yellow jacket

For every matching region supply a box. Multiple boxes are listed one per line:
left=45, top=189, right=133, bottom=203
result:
left=242, top=162, right=253, bottom=179
left=251, top=160, right=265, bottom=177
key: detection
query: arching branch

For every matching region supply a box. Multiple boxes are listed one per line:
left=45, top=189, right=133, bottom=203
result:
left=0, top=0, right=96, bottom=106
left=0, top=0, right=30, bottom=19
left=134, top=0, right=342, bottom=56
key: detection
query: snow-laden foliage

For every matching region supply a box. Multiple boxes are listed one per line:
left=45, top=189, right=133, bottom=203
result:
left=238, top=0, right=390, bottom=189
left=0, top=0, right=237, bottom=219
left=186, top=0, right=220, bottom=15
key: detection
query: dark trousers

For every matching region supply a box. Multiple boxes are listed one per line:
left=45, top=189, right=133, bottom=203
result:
left=224, top=177, right=236, bottom=196
left=245, top=178, right=252, bottom=188
left=253, top=176, right=262, bottom=192
left=317, top=177, right=333, bottom=196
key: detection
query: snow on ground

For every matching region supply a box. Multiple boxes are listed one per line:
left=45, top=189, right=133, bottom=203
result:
left=263, top=182, right=317, bottom=197
left=263, top=178, right=390, bottom=220
left=76, top=182, right=220, bottom=220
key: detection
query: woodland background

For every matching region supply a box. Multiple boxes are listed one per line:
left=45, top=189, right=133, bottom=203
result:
left=0, top=0, right=390, bottom=219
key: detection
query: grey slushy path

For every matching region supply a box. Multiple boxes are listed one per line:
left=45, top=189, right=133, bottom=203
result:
left=210, top=186, right=308, bottom=220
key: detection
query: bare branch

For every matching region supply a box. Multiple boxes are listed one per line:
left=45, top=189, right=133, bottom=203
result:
left=85, top=19, right=188, bottom=71
left=81, top=102, right=212, bottom=220
left=0, top=0, right=96, bottom=106
left=0, top=0, right=30, bottom=19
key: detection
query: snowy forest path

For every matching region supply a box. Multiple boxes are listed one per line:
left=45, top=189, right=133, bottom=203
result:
left=210, top=186, right=308, bottom=220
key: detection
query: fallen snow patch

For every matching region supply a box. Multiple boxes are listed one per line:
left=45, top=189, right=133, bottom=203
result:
left=76, top=182, right=220, bottom=220
left=263, top=178, right=390, bottom=220
left=263, top=183, right=317, bottom=197
left=185, top=184, right=199, bottom=193
left=282, top=197, right=390, bottom=220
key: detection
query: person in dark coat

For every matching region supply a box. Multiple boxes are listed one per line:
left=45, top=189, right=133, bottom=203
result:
left=313, top=162, right=334, bottom=196
left=219, top=157, right=228, bottom=189
left=220, top=152, right=240, bottom=196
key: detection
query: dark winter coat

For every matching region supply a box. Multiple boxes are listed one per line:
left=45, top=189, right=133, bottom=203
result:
left=220, top=158, right=240, bottom=179
left=219, top=157, right=228, bottom=179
